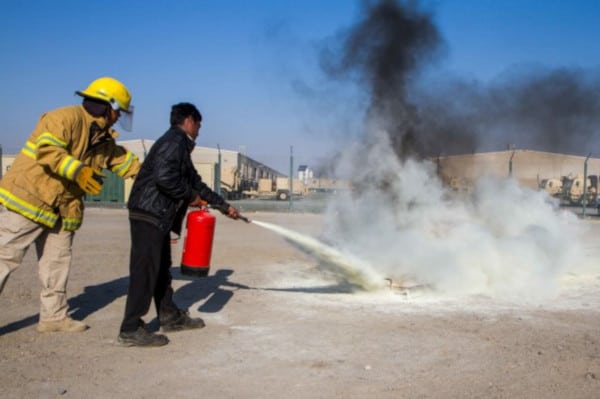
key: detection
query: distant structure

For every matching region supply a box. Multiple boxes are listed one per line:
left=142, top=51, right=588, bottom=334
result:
left=435, top=149, right=600, bottom=191
left=120, top=140, right=283, bottom=200
left=0, top=139, right=284, bottom=203
left=6, top=143, right=594, bottom=203
left=297, top=165, right=313, bottom=184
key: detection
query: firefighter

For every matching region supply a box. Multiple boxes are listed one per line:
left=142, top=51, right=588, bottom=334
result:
left=0, top=77, right=141, bottom=333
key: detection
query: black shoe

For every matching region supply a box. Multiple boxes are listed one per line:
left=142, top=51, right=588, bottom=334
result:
left=160, top=309, right=205, bottom=332
left=118, top=326, right=169, bottom=347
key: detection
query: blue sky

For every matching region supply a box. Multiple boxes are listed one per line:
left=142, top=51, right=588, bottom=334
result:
left=1, top=0, right=599, bottom=173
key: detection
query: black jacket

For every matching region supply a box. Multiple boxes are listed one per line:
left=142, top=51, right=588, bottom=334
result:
left=128, top=126, right=228, bottom=234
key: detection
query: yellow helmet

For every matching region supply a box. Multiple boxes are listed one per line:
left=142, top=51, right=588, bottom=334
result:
left=76, top=77, right=132, bottom=113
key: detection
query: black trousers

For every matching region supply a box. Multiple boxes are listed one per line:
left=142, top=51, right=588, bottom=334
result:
left=120, top=219, right=179, bottom=333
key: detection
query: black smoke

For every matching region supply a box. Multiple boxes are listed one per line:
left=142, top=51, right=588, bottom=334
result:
left=319, top=0, right=600, bottom=160
left=414, top=67, right=600, bottom=155
left=321, top=0, right=443, bottom=159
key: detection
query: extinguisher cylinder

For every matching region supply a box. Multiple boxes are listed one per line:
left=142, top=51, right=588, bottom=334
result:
left=180, top=210, right=216, bottom=277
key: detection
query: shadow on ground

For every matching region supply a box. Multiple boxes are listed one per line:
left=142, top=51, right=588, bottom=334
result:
left=171, top=268, right=251, bottom=313
left=0, top=268, right=248, bottom=335
left=1, top=266, right=363, bottom=335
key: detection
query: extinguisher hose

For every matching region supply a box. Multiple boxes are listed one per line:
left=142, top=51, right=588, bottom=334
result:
left=237, top=215, right=251, bottom=223
left=205, top=202, right=251, bottom=223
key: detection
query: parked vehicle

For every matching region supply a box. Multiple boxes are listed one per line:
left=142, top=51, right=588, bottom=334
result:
left=539, top=177, right=563, bottom=198
left=242, top=177, right=304, bottom=200
left=560, top=175, right=598, bottom=205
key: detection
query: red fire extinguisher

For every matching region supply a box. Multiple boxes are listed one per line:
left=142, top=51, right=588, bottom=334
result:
left=180, top=209, right=216, bottom=277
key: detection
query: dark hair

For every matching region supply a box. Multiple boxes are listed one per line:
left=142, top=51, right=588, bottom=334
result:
left=170, top=102, right=202, bottom=126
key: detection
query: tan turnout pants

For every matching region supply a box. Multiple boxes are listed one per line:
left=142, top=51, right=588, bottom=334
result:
left=0, top=205, right=74, bottom=322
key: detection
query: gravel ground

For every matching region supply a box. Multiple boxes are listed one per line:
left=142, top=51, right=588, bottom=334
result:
left=1, top=207, right=600, bottom=399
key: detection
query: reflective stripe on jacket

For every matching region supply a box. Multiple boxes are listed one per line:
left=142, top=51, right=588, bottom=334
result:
left=0, top=105, right=140, bottom=230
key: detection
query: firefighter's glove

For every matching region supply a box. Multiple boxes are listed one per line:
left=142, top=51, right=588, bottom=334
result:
left=75, top=166, right=104, bottom=195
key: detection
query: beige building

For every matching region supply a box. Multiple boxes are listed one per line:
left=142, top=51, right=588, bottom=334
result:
left=1, top=139, right=284, bottom=202
left=5, top=144, right=594, bottom=201
left=435, top=149, right=600, bottom=190
left=118, top=139, right=285, bottom=200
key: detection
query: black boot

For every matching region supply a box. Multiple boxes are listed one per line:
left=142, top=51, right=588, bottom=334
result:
left=160, top=309, right=205, bottom=332
left=118, top=323, right=169, bottom=347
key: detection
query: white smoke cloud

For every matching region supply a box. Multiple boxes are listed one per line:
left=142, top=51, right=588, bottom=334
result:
left=323, top=131, right=582, bottom=302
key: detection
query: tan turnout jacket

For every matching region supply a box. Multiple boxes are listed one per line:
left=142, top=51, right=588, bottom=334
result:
left=0, top=105, right=140, bottom=230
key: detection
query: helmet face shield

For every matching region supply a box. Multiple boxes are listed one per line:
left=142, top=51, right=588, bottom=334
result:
left=118, top=106, right=134, bottom=131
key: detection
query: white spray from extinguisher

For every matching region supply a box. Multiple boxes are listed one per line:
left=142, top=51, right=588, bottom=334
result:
left=250, top=220, right=382, bottom=290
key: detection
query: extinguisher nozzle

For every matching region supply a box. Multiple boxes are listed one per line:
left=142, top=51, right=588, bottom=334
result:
left=239, top=215, right=251, bottom=223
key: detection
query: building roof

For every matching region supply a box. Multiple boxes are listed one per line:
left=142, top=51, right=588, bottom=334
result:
left=118, top=139, right=239, bottom=163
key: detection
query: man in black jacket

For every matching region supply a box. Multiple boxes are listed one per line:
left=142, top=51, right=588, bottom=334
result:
left=118, top=102, right=240, bottom=347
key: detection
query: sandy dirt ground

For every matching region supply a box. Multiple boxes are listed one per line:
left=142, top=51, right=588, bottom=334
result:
left=1, top=207, right=600, bottom=399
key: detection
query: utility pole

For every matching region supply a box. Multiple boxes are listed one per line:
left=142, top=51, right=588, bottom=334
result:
left=289, top=146, right=294, bottom=211
left=216, top=144, right=222, bottom=195
left=582, top=153, right=591, bottom=218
